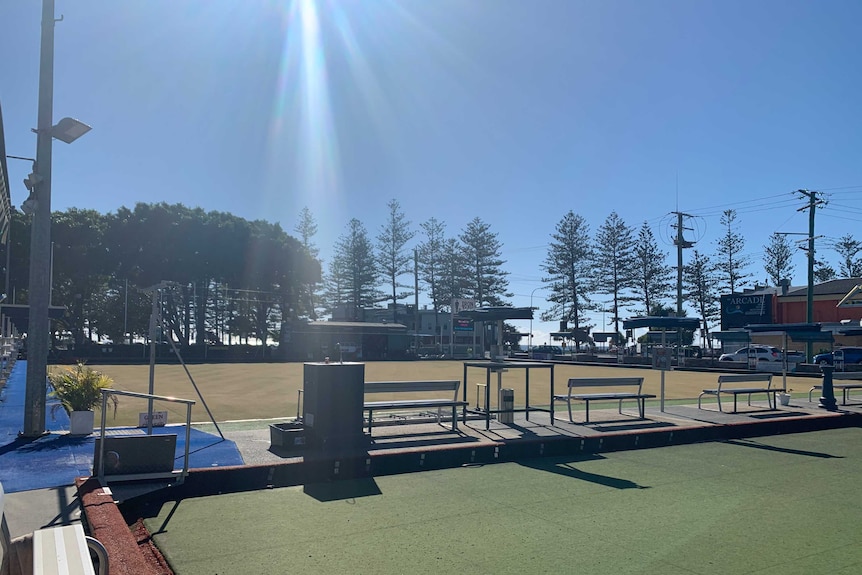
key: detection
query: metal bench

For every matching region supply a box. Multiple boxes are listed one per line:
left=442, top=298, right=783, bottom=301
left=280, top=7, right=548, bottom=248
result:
left=364, top=380, right=469, bottom=432
left=1, top=481, right=108, bottom=575
left=698, top=374, right=777, bottom=413
left=552, top=377, right=654, bottom=424
left=808, top=372, right=862, bottom=405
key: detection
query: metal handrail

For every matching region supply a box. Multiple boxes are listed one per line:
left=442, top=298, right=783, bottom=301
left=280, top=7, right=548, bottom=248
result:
left=98, top=389, right=196, bottom=484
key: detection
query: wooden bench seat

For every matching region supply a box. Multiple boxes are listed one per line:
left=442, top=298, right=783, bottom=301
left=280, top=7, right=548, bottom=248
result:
left=364, top=380, right=468, bottom=432
left=552, top=377, right=654, bottom=424
left=698, top=374, right=778, bottom=413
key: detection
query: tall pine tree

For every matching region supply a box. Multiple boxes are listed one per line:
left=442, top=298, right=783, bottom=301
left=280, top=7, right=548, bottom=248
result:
left=541, top=211, right=594, bottom=337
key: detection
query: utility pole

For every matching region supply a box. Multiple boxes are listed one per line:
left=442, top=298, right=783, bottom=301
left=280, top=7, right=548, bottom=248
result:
left=797, top=189, right=825, bottom=361
left=671, top=212, right=694, bottom=317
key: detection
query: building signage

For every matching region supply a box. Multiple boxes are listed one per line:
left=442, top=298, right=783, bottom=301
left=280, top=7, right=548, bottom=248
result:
left=452, top=298, right=476, bottom=314
left=453, top=318, right=473, bottom=331
left=720, top=293, right=772, bottom=330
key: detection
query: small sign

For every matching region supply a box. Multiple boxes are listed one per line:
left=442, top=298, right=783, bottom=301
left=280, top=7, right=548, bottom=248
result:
left=653, top=347, right=672, bottom=370
left=138, top=410, right=168, bottom=428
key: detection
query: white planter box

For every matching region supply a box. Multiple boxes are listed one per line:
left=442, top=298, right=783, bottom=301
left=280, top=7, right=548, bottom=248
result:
left=69, top=410, right=94, bottom=435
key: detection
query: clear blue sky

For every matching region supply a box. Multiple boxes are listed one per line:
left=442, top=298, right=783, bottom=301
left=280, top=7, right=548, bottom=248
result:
left=3, top=0, right=862, bottom=346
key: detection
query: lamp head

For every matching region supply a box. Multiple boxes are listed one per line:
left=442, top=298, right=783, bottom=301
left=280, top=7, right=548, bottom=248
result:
left=50, top=117, right=91, bottom=144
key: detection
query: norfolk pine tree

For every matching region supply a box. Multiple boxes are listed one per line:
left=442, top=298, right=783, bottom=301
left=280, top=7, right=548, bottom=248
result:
left=418, top=217, right=447, bottom=348
left=376, top=199, right=415, bottom=323
left=541, top=211, right=594, bottom=340
left=833, top=233, right=862, bottom=277
left=763, top=233, right=795, bottom=286
left=683, top=250, right=720, bottom=350
left=633, top=222, right=673, bottom=316
left=459, top=217, right=510, bottom=307
left=324, top=219, right=379, bottom=319
left=294, top=207, right=321, bottom=319
left=594, top=212, right=637, bottom=336
left=715, top=209, right=752, bottom=293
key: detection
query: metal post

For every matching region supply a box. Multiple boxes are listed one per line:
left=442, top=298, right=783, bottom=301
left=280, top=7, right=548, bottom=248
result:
left=146, top=287, right=159, bottom=434
left=806, top=194, right=815, bottom=362
left=819, top=364, right=837, bottom=411
left=23, top=0, right=56, bottom=437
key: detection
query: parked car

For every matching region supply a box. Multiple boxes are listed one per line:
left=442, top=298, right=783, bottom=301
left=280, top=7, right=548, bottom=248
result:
left=812, top=347, right=862, bottom=366
left=718, top=345, right=782, bottom=362
left=531, top=345, right=563, bottom=357
left=783, top=350, right=806, bottom=363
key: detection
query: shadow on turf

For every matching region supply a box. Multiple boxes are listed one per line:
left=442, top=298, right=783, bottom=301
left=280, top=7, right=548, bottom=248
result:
left=303, top=477, right=382, bottom=502
left=724, top=438, right=843, bottom=459
left=518, top=455, right=649, bottom=490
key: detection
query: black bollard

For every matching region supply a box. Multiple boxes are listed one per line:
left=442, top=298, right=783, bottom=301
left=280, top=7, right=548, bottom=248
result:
left=819, top=364, right=838, bottom=411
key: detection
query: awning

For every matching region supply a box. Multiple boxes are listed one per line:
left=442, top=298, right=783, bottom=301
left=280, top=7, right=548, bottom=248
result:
left=622, top=316, right=701, bottom=330
left=459, top=307, right=533, bottom=322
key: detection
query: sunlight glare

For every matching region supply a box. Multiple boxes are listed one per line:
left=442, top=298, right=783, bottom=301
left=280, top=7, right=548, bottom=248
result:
left=270, top=0, right=341, bottom=212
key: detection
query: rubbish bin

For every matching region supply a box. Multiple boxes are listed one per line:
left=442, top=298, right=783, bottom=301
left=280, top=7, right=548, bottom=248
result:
left=498, top=388, right=514, bottom=424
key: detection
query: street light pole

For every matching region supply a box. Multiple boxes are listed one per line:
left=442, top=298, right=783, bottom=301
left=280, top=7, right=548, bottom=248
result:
left=21, top=1, right=90, bottom=437
left=23, top=0, right=57, bottom=437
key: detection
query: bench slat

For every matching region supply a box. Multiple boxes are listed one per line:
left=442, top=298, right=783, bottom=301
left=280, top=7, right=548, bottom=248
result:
left=556, top=393, right=654, bottom=400
left=365, top=380, right=460, bottom=394
left=33, top=524, right=96, bottom=575
left=554, top=378, right=650, bottom=424
left=699, top=374, right=776, bottom=413
left=567, top=378, right=644, bottom=388
left=363, top=380, right=466, bottom=432
left=364, top=399, right=468, bottom=409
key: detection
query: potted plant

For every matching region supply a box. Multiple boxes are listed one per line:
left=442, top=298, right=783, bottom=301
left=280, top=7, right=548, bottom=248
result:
left=49, top=362, right=118, bottom=435
left=777, top=389, right=792, bottom=406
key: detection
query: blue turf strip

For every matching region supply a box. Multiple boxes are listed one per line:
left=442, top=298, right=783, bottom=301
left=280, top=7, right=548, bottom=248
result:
left=0, top=361, right=244, bottom=493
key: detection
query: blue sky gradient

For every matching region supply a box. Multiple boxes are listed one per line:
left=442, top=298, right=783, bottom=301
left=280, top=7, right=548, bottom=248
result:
left=2, top=0, right=862, bottom=344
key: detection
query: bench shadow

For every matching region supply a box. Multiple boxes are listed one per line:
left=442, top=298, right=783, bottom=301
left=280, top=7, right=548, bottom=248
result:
left=587, top=420, right=676, bottom=433
left=368, top=431, right=479, bottom=450
left=724, top=438, right=843, bottom=459
left=518, top=456, right=649, bottom=490
left=748, top=410, right=815, bottom=419
left=303, top=477, right=382, bottom=502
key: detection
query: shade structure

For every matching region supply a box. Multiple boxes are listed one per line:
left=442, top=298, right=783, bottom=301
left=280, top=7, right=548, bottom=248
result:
left=622, top=316, right=701, bottom=330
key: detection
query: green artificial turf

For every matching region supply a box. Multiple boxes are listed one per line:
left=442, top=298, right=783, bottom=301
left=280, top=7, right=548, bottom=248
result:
left=145, top=428, right=862, bottom=575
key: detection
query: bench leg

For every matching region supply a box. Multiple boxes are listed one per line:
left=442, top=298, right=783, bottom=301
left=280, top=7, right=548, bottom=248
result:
left=567, top=398, right=574, bottom=424
left=367, top=409, right=373, bottom=433
left=639, top=398, right=645, bottom=419
left=451, top=406, right=458, bottom=431
left=717, top=393, right=723, bottom=413
left=584, top=400, right=590, bottom=424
